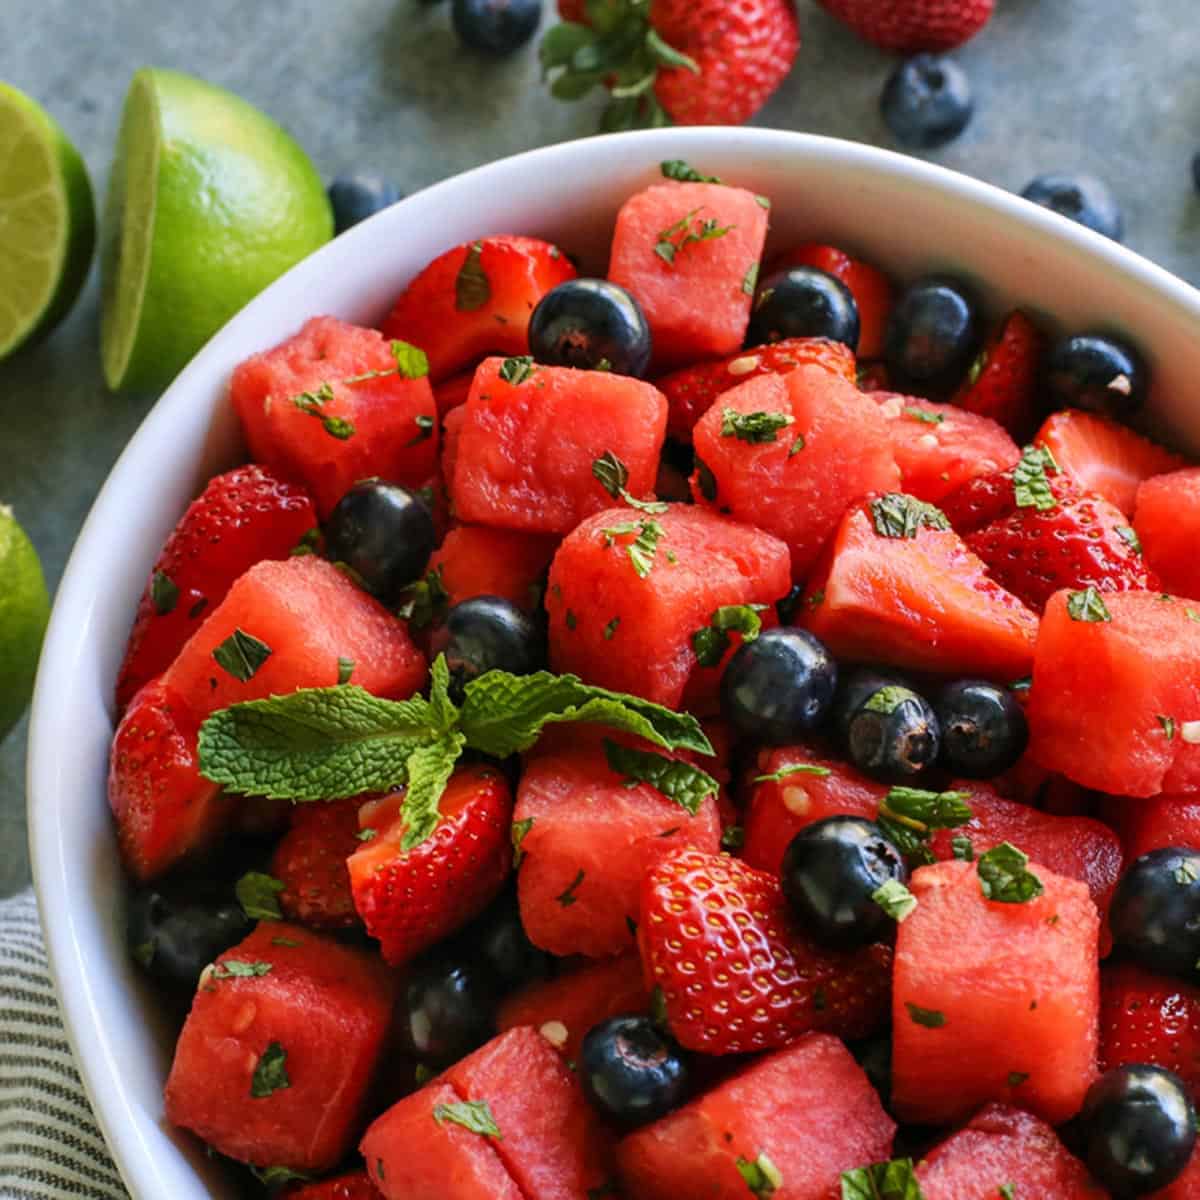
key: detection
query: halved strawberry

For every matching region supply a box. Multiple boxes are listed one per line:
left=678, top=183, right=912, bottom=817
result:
left=282, top=1171, right=381, bottom=1199
left=347, top=764, right=513, bottom=966
left=638, top=847, right=892, bottom=1055
left=115, top=466, right=317, bottom=711
left=381, top=237, right=576, bottom=382
left=952, top=310, right=1044, bottom=440
left=271, top=798, right=364, bottom=930
left=1036, top=409, right=1187, bottom=516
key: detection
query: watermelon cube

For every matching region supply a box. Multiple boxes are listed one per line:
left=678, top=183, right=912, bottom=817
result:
left=916, top=1103, right=1107, bottom=1199
left=891, top=859, right=1100, bottom=1127
left=164, top=922, right=396, bottom=1172
left=616, top=1033, right=895, bottom=1200
left=691, top=366, right=900, bottom=580
left=608, top=181, right=769, bottom=369
left=230, top=316, right=438, bottom=518
left=1117, top=796, right=1200, bottom=861
left=545, top=504, right=791, bottom=709
left=427, top=524, right=558, bottom=612
left=449, top=357, right=668, bottom=534
left=1026, top=590, right=1200, bottom=797
left=1136, top=468, right=1200, bottom=600
left=515, top=732, right=721, bottom=957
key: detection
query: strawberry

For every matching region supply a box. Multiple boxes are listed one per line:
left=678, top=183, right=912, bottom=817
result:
left=638, top=847, right=892, bottom=1055
left=654, top=337, right=856, bottom=442
left=271, top=799, right=364, bottom=930
left=347, top=764, right=513, bottom=966
left=940, top=457, right=1085, bottom=537
left=816, top=0, right=993, bottom=52
left=952, top=310, right=1045, bottom=440
left=541, top=0, right=799, bottom=129
left=115, top=465, right=317, bottom=711
left=1100, top=962, right=1200, bottom=1100
left=282, top=1171, right=381, bottom=1199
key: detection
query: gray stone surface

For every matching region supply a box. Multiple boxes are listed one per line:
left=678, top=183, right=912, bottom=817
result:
left=1, top=0, right=1198, bottom=896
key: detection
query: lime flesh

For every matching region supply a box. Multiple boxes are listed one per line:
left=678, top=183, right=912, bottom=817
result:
left=0, top=506, right=50, bottom=743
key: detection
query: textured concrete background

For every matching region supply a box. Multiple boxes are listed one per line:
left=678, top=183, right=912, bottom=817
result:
left=2, top=0, right=1199, bottom=895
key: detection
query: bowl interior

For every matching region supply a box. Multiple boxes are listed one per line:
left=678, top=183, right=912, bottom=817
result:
left=28, top=127, right=1200, bottom=1200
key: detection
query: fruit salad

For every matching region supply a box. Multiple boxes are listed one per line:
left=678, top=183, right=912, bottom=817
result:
left=109, top=160, right=1200, bottom=1199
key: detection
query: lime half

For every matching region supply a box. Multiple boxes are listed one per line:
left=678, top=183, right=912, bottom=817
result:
left=100, top=68, right=333, bottom=393
left=0, top=82, right=95, bottom=359
left=0, top=506, right=50, bottom=743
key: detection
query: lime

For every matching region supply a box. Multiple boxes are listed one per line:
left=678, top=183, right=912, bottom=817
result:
left=0, top=82, right=96, bottom=359
left=0, top=506, right=50, bottom=743
left=100, top=68, right=333, bottom=393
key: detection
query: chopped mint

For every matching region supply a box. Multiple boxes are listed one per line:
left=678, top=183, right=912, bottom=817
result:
left=1012, top=445, right=1060, bottom=511
left=753, top=762, right=832, bottom=783
left=236, top=872, right=285, bottom=921
left=691, top=603, right=767, bottom=668
left=592, top=450, right=668, bottom=514
left=1116, top=525, right=1143, bottom=555
left=432, top=1099, right=502, bottom=1140
left=211, top=960, right=272, bottom=980
left=511, top=817, right=534, bottom=868
left=655, top=208, right=734, bottom=265
left=661, top=159, right=722, bottom=184
left=903, top=407, right=944, bottom=425
left=978, top=842, right=1044, bottom=904
left=736, top=1151, right=783, bottom=1197
left=1159, top=714, right=1177, bottom=740
left=872, top=879, right=917, bottom=922
left=870, top=493, right=950, bottom=539
left=150, top=570, right=179, bottom=615
left=604, top=616, right=620, bottom=639
left=250, top=1042, right=290, bottom=1098
left=455, top=241, right=491, bottom=311
left=840, top=1157, right=925, bottom=1199
left=557, top=869, right=585, bottom=907
left=212, top=628, right=272, bottom=683
left=742, top=262, right=760, bottom=296
left=390, top=339, right=429, bottom=380
left=499, top=356, right=536, bottom=386
left=863, top=685, right=912, bottom=715
left=603, top=739, right=717, bottom=815
left=1066, top=586, right=1111, bottom=623
left=905, top=1002, right=946, bottom=1029
left=720, top=407, right=795, bottom=444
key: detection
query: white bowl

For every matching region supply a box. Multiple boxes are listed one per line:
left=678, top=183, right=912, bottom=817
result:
left=28, top=127, right=1200, bottom=1199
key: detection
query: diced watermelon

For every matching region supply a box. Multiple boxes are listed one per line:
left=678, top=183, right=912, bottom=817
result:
left=1117, top=796, right=1200, bottom=861
left=230, top=316, right=439, bottom=518
left=916, top=1103, right=1107, bottom=1199
left=891, top=859, right=1099, bottom=1127
left=514, top=732, right=721, bottom=957
left=441, top=404, right=465, bottom=495
left=163, top=557, right=427, bottom=718
left=1136, top=468, right=1200, bottom=600
left=616, top=1033, right=895, bottom=1200
left=691, top=367, right=899, bottom=580
left=801, top=498, right=1039, bottom=680
left=164, top=922, right=396, bottom=1172
left=427, top=524, right=558, bottom=612
left=608, top=181, right=769, bottom=369
left=545, top=504, right=791, bottom=709
left=449, top=357, right=667, bottom=534
left=1026, top=590, right=1200, bottom=797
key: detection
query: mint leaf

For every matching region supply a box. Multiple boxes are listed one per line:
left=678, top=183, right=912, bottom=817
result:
left=691, top=603, right=766, bottom=668
left=603, top=739, right=717, bottom=816
left=655, top=207, right=733, bottom=265
left=212, top=628, right=272, bottom=683
left=151, top=570, right=179, bottom=615
left=903, top=407, right=944, bottom=425
left=592, top=450, right=668, bottom=514
left=250, top=1042, right=290, bottom=1098
left=236, top=871, right=284, bottom=921
left=1116, top=525, right=1142, bottom=555
left=433, top=1099, right=502, bottom=1139
left=841, top=1158, right=925, bottom=1199
left=212, top=960, right=272, bottom=980
left=397, top=565, right=450, bottom=631
left=753, top=762, right=832, bottom=783
left=251, top=1165, right=313, bottom=1189
left=870, top=493, right=950, bottom=539
left=877, top=786, right=972, bottom=865
left=1013, top=444, right=1060, bottom=512
left=399, top=731, right=467, bottom=850
left=1067, top=586, right=1112, bottom=623
left=455, top=241, right=490, bottom=311
left=736, top=1151, right=782, bottom=1197
left=1159, top=714, right=1177, bottom=740
left=864, top=685, right=914, bottom=715
left=743, top=262, right=760, bottom=296
left=512, top=817, right=534, bottom=868
left=557, top=869, right=585, bottom=906
left=872, top=879, right=917, bottom=922
left=390, top=339, right=430, bottom=380
left=978, top=842, right=1044, bottom=903
left=661, top=159, right=721, bottom=184
left=905, top=1003, right=946, bottom=1029
left=720, top=408, right=794, bottom=444
left=499, top=355, right=536, bottom=386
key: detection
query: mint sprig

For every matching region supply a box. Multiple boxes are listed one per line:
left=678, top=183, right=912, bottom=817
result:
left=841, top=1158, right=925, bottom=1199
left=602, top=738, right=717, bottom=815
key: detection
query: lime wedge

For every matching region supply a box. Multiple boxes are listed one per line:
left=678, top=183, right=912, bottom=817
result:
left=0, top=82, right=95, bottom=359
left=0, top=505, right=50, bottom=743
left=101, top=68, right=333, bottom=393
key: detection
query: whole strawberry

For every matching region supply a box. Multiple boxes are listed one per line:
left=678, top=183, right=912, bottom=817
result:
left=817, top=0, right=992, bottom=52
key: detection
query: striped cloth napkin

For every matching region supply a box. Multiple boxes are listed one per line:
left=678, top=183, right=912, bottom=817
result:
left=0, top=889, right=127, bottom=1199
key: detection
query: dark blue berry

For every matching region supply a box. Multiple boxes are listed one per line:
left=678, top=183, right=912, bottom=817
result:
left=880, top=55, right=973, bottom=150
left=1109, top=848, right=1200, bottom=983
left=1080, top=1065, right=1196, bottom=1195
left=397, top=954, right=500, bottom=1065
left=580, top=1015, right=690, bottom=1127
left=325, top=481, right=435, bottom=606
left=1021, top=173, right=1124, bottom=241
left=720, top=627, right=838, bottom=745
left=452, top=0, right=542, bottom=54
left=748, top=267, right=860, bottom=352
left=433, top=596, right=546, bottom=696
left=1043, top=333, right=1146, bottom=420
left=934, top=679, right=1028, bottom=778
left=832, top=666, right=913, bottom=747
left=781, top=817, right=908, bottom=949
left=845, top=682, right=940, bottom=781
left=884, top=275, right=979, bottom=394
left=327, top=174, right=403, bottom=236
left=529, top=279, right=652, bottom=377
left=464, top=888, right=554, bottom=990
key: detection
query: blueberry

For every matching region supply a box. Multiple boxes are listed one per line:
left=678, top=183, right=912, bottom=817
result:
left=880, top=54, right=973, bottom=150
left=1021, top=173, right=1124, bottom=241
left=1043, top=332, right=1146, bottom=420
left=325, top=481, right=436, bottom=606
left=580, top=1015, right=690, bottom=1127
left=397, top=954, right=500, bottom=1065
left=832, top=666, right=914, bottom=747
left=781, top=817, right=908, bottom=949
left=327, top=174, right=403, bottom=236
left=1080, top=1065, right=1196, bottom=1195
left=884, top=275, right=979, bottom=393
left=845, top=682, right=940, bottom=781
left=462, top=888, right=554, bottom=990
left=748, top=267, right=860, bottom=352
left=933, top=680, right=1028, bottom=778
left=529, top=279, right=652, bottom=377
left=1109, top=848, right=1200, bottom=982
left=720, top=627, right=838, bottom=745
left=432, top=596, right=545, bottom=696
left=452, top=0, right=542, bottom=54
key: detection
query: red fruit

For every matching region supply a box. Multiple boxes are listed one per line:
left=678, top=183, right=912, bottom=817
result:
left=271, top=799, right=363, bottom=930
left=817, top=0, right=994, bottom=52
left=1100, top=962, right=1200, bottom=1100
left=556, top=0, right=586, bottom=19
left=1136, top=468, right=1200, bottom=600
left=347, top=765, right=513, bottom=966
left=230, top=316, right=439, bottom=519
left=639, top=847, right=892, bottom=1054
left=691, top=366, right=900, bottom=580
left=282, top=1171, right=380, bottom=1199
left=1118, top=796, right=1200, bottom=862
left=381, top=236, right=576, bottom=382
left=1036, top=408, right=1187, bottom=517
left=432, top=368, right=475, bottom=416
left=164, top=922, right=396, bottom=1173
left=426, top=525, right=558, bottom=613
left=951, top=310, right=1045, bottom=440
left=115, top=466, right=316, bottom=711
left=767, top=244, right=894, bottom=359
left=801, top=496, right=1039, bottom=680
left=108, top=678, right=224, bottom=880
left=891, top=859, right=1100, bottom=1128
left=654, top=336, right=857, bottom=443
left=940, top=458, right=1084, bottom=537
